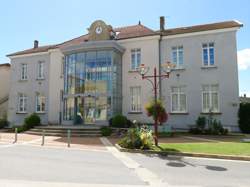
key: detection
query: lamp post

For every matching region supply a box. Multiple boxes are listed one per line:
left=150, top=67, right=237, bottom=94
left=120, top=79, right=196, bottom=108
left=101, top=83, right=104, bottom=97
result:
left=137, top=61, right=175, bottom=146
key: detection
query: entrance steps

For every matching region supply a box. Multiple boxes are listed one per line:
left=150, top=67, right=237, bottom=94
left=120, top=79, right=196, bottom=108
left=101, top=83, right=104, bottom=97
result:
left=25, top=125, right=102, bottom=137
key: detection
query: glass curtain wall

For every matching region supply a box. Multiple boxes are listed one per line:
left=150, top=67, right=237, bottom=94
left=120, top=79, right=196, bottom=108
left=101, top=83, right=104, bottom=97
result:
left=63, top=50, right=122, bottom=125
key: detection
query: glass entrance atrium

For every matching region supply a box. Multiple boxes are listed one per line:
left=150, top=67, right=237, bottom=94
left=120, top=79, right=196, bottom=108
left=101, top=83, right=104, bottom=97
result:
left=63, top=50, right=122, bottom=125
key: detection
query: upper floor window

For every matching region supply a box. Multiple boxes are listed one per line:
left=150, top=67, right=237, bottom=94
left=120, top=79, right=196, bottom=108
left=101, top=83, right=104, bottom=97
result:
left=131, top=49, right=141, bottom=70
left=130, top=86, right=141, bottom=112
left=171, top=86, right=187, bottom=113
left=36, top=94, right=46, bottom=113
left=18, top=93, right=27, bottom=113
left=202, top=84, right=219, bottom=113
left=202, top=43, right=214, bottom=66
left=172, top=46, right=183, bottom=68
left=21, top=64, right=27, bottom=80
left=37, top=61, right=45, bottom=79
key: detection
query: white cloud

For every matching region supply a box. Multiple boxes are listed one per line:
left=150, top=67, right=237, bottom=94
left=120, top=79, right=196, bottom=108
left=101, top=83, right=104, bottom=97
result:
left=238, top=48, right=250, bottom=70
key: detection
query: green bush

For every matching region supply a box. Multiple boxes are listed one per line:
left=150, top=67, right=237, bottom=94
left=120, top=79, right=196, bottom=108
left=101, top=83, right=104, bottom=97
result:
left=189, top=116, right=228, bottom=135
left=111, top=114, right=128, bottom=128
left=238, top=103, right=250, bottom=133
left=101, top=127, right=112, bottom=136
left=196, top=116, right=206, bottom=131
left=0, top=119, right=9, bottom=129
left=118, top=126, right=153, bottom=150
left=24, top=113, right=41, bottom=130
left=12, top=126, right=26, bottom=133
left=208, top=119, right=223, bottom=135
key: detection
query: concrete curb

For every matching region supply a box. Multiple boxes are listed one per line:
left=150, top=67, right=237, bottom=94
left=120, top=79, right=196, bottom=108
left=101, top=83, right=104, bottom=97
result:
left=115, top=144, right=250, bottom=162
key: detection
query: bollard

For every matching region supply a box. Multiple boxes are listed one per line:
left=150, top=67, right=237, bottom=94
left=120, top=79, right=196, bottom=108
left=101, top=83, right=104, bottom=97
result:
left=41, top=130, right=45, bottom=146
left=67, top=129, right=71, bottom=148
left=13, top=128, right=18, bottom=143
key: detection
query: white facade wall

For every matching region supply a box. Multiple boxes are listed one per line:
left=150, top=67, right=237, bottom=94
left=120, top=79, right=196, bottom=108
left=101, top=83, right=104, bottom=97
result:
left=7, top=28, right=240, bottom=131
left=118, top=36, right=160, bottom=124
left=8, top=53, right=50, bottom=125
left=160, top=30, right=239, bottom=131
left=48, top=49, right=64, bottom=124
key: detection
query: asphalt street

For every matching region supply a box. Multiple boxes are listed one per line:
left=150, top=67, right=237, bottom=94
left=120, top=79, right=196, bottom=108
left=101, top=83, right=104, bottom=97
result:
left=0, top=139, right=250, bottom=187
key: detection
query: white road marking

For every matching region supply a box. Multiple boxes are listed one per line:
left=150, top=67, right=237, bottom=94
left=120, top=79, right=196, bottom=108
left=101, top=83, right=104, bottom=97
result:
left=0, top=179, right=148, bottom=187
left=100, top=137, right=167, bottom=187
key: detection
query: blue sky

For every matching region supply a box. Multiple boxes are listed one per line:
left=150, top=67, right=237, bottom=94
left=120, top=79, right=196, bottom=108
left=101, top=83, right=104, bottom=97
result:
left=0, top=0, right=249, bottom=95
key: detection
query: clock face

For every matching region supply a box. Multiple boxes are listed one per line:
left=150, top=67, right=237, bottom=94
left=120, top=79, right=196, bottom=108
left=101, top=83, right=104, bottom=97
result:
left=95, top=26, right=103, bottom=34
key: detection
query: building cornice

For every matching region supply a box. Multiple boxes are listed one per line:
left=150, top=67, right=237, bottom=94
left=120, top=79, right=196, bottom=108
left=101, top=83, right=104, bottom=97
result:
left=162, top=27, right=240, bottom=39
left=61, top=40, right=126, bottom=55
left=8, top=51, right=50, bottom=59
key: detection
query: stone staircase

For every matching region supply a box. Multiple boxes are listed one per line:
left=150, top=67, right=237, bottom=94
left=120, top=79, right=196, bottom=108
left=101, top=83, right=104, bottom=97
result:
left=25, top=125, right=102, bottom=137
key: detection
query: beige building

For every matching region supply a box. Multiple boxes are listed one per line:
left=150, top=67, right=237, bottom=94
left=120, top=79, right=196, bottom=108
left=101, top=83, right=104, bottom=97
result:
left=0, top=63, right=10, bottom=119
left=7, top=18, right=242, bottom=131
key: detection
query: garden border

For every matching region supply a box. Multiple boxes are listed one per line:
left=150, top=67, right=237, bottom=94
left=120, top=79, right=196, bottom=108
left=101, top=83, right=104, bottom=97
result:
left=115, top=144, right=250, bottom=161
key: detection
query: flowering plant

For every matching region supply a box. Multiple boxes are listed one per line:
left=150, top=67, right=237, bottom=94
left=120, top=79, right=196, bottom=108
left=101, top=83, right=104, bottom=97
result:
left=145, top=100, right=168, bottom=123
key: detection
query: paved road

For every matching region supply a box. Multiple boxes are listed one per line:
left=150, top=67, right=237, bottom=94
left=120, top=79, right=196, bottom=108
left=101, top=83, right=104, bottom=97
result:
left=127, top=152, right=250, bottom=187
left=0, top=138, right=250, bottom=187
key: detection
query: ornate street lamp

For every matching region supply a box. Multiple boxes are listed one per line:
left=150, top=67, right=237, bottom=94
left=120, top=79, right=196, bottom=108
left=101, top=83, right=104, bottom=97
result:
left=137, top=61, right=175, bottom=146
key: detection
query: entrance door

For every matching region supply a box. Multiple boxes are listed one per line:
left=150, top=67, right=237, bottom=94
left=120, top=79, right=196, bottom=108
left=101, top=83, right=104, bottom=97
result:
left=75, top=97, right=84, bottom=125
left=84, top=96, right=95, bottom=124
left=95, top=96, right=107, bottom=122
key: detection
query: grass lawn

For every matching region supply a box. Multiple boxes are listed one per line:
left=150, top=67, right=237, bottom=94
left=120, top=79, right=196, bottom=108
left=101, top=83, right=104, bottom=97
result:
left=154, top=142, right=250, bottom=156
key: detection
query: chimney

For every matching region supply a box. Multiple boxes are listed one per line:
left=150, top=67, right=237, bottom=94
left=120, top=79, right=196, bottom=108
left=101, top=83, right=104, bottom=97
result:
left=34, top=40, right=39, bottom=48
left=244, top=94, right=246, bottom=98
left=160, top=16, right=165, bottom=31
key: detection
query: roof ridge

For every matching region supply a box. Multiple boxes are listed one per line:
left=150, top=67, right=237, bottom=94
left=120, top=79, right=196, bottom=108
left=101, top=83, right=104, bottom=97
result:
left=163, top=20, right=243, bottom=31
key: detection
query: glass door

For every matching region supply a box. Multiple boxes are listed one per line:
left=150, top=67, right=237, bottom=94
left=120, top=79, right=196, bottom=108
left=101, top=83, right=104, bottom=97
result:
left=84, top=96, right=95, bottom=124
left=75, top=97, right=84, bottom=125
left=95, top=96, right=107, bottom=121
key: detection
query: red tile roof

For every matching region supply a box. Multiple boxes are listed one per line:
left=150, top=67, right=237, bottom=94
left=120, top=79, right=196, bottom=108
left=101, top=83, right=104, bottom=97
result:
left=160, top=20, right=243, bottom=36
left=0, top=63, right=10, bottom=67
left=7, top=20, right=242, bottom=57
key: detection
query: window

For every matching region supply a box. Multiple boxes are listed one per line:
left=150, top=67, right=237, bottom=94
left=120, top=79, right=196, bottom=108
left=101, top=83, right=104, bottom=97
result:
left=130, top=86, right=141, bottom=112
left=18, top=94, right=27, bottom=113
left=202, top=84, right=219, bottom=112
left=21, top=64, right=27, bottom=80
left=37, top=61, right=45, bottom=79
left=171, top=86, right=187, bottom=112
left=131, top=49, right=141, bottom=70
left=36, top=94, right=46, bottom=113
left=202, top=43, right=214, bottom=66
left=172, top=46, right=183, bottom=68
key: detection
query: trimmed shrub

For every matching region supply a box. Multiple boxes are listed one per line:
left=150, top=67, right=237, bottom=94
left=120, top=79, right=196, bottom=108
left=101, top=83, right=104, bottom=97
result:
left=208, top=119, right=224, bottom=135
left=238, top=103, right=250, bottom=133
left=24, top=113, right=41, bottom=130
left=189, top=116, right=228, bottom=135
left=0, top=119, right=9, bottom=129
left=196, top=116, right=206, bottom=131
left=111, top=114, right=128, bottom=128
left=100, top=127, right=112, bottom=136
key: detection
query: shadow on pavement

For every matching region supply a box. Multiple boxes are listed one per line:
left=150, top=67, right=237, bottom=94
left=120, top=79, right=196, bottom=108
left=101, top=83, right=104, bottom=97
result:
left=144, top=153, right=228, bottom=172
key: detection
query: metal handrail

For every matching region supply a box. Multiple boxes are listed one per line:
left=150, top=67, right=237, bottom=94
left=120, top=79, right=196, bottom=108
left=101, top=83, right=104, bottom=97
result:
left=0, top=95, right=9, bottom=105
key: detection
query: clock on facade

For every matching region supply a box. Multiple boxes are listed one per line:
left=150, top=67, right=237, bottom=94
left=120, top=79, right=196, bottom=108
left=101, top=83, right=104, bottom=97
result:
left=95, top=26, right=103, bottom=34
